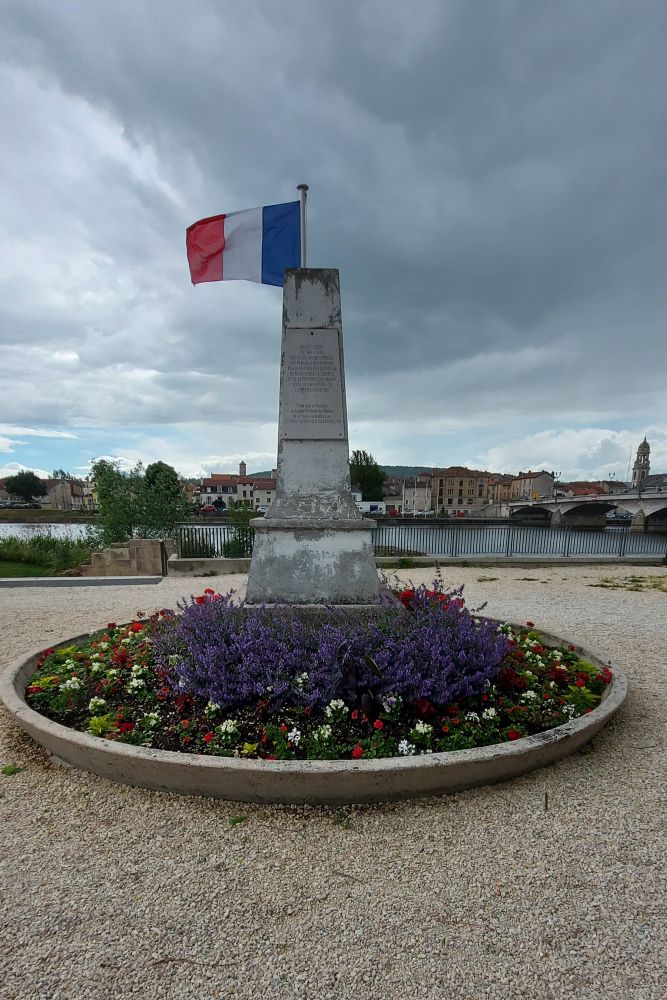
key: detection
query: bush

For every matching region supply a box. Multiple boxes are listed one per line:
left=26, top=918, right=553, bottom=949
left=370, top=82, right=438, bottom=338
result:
left=0, top=533, right=95, bottom=574
left=152, top=583, right=508, bottom=712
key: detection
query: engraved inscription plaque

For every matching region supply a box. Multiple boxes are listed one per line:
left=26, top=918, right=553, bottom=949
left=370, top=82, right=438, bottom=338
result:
left=281, top=328, right=346, bottom=440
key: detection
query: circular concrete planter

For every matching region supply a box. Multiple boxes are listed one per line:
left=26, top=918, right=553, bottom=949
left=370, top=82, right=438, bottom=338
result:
left=0, top=622, right=627, bottom=805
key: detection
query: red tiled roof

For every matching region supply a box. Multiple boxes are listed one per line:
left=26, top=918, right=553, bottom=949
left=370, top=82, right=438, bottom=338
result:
left=252, top=479, right=276, bottom=489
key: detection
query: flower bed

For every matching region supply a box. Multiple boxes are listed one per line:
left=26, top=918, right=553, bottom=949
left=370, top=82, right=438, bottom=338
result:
left=23, top=582, right=613, bottom=762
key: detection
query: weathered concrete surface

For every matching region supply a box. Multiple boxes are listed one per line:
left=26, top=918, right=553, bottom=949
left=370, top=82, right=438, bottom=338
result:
left=246, top=269, right=380, bottom=605
left=0, top=623, right=627, bottom=805
left=247, top=517, right=380, bottom=604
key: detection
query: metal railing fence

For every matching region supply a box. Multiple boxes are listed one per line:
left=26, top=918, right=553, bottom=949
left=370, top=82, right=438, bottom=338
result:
left=175, top=522, right=667, bottom=560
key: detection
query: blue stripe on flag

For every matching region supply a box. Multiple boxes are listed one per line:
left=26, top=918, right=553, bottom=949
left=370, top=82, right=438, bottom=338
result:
left=261, top=201, right=300, bottom=286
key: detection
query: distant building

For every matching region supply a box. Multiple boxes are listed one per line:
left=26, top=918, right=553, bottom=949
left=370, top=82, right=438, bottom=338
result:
left=430, top=467, right=493, bottom=515
left=632, top=437, right=650, bottom=489
left=198, top=461, right=276, bottom=510
left=401, top=473, right=434, bottom=515
left=509, top=471, right=555, bottom=500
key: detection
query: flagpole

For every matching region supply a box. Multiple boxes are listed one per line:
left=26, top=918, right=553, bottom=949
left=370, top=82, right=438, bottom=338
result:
left=297, top=183, right=308, bottom=268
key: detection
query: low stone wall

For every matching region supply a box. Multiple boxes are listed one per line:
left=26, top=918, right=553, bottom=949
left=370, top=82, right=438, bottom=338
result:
left=82, top=538, right=177, bottom=577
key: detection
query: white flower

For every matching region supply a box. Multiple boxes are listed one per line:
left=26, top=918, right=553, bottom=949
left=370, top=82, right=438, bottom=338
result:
left=549, top=681, right=557, bottom=689
left=313, top=725, right=332, bottom=742
left=562, top=704, right=576, bottom=717
left=168, top=654, right=180, bottom=666
left=382, top=695, right=398, bottom=712
left=91, top=652, right=101, bottom=661
left=59, top=677, right=82, bottom=691
left=523, top=690, right=538, bottom=700
left=482, top=707, right=497, bottom=720
left=141, top=712, right=160, bottom=728
left=524, top=671, right=535, bottom=679
left=414, top=720, right=433, bottom=734
left=217, top=719, right=238, bottom=734
left=98, top=642, right=109, bottom=651
left=398, top=740, right=416, bottom=756
left=287, top=728, right=301, bottom=746
left=88, top=697, right=107, bottom=714
left=325, top=699, right=347, bottom=718
left=131, top=664, right=144, bottom=676
left=127, top=678, right=146, bottom=692
left=204, top=700, right=221, bottom=718
left=464, top=712, right=480, bottom=723
left=105, top=669, right=118, bottom=679
left=294, top=672, right=310, bottom=688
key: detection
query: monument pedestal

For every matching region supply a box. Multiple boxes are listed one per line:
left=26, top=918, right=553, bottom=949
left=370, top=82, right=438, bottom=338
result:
left=245, top=269, right=381, bottom=606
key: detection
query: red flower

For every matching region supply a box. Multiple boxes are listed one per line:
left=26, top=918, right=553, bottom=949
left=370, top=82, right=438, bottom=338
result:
left=203, top=732, right=214, bottom=743
left=574, top=678, right=586, bottom=688
left=451, top=717, right=460, bottom=726
left=264, top=754, right=278, bottom=761
left=280, top=724, right=288, bottom=732
left=204, top=588, right=215, bottom=595
left=526, top=621, right=535, bottom=628
left=373, top=719, right=384, bottom=730
left=182, top=735, right=192, bottom=745
left=118, top=722, right=134, bottom=734
left=568, top=644, right=577, bottom=652
left=507, top=728, right=523, bottom=741
left=351, top=709, right=359, bottom=721
left=194, top=596, right=206, bottom=605
left=414, top=698, right=436, bottom=719
left=351, top=744, right=364, bottom=759
left=441, top=725, right=449, bottom=734
left=181, top=719, right=190, bottom=729
left=26, top=685, right=43, bottom=694
left=106, top=624, right=116, bottom=630
left=130, top=622, right=143, bottom=632
left=397, top=589, right=415, bottom=607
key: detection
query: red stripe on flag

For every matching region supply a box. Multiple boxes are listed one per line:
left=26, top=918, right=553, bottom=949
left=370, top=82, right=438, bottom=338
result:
left=186, top=214, right=225, bottom=284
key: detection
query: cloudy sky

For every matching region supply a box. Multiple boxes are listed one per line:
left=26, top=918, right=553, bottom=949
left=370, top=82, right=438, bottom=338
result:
left=1, top=0, right=665, bottom=482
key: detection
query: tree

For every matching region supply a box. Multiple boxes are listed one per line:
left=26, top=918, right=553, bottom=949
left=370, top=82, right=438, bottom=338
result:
left=91, top=459, right=143, bottom=545
left=51, top=468, right=74, bottom=479
left=4, top=471, right=47, bottom=503
left=350, top=450, right=386, bottom=501
left=139, top=462, right=190, bottom=537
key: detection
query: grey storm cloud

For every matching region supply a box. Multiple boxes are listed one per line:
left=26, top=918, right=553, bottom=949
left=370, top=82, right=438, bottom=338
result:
left=0, top=0, right=666, bottom=478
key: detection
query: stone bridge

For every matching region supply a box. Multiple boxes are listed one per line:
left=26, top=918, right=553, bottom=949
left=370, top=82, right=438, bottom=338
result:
left=505, top=491, right=667, bottom=531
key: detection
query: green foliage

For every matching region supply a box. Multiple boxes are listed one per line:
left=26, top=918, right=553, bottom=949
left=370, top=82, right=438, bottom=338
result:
left=1, top=764, right=23, bottom=776
left=0, top=533, right=95, bottom=574
left=222, top=503, right=255, bottom=557
left=4, top=471, right=47, bottom=502
left=92, top=459, right=189, bottom=544
left=86, top=714, right=119, bottom=737
left=350, top=449, right=386, bottom=501
left=139, top=461, right=190, bottom=538
left=92, top=459, right=143, bottom=544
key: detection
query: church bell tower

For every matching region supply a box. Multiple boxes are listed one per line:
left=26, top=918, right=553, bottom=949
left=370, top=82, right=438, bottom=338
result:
left=632, top=437, right=650, bottom=489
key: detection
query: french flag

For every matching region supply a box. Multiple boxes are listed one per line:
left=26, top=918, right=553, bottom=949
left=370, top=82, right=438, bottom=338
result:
left=186, top=201, right=300, bottom=287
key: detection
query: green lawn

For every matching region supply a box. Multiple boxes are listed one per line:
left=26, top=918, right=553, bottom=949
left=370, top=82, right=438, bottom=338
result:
left=0, top=561, right=53, bottom=577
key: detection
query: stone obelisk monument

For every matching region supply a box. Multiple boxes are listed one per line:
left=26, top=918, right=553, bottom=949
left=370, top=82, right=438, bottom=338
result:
left=245, top=268, right=381, bottom=605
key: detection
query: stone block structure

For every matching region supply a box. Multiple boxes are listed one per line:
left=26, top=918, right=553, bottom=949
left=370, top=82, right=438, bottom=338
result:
left=81, top=538, right=176, bottom=577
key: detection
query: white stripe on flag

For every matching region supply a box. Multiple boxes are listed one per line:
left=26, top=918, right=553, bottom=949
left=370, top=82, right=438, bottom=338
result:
left=223, top=208, right=262, bottom=282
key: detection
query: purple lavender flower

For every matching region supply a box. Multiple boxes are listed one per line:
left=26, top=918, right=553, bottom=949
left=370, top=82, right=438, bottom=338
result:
left=151, top=585, right=508, bottom=712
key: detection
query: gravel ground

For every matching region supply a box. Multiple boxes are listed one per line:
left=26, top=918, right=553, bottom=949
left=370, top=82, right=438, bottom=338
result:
left=0, top=564, right=665, bottom=1000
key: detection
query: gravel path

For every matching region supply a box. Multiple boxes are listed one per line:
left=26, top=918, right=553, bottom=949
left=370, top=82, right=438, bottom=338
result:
left=1, top=565, right=665, bottom=1000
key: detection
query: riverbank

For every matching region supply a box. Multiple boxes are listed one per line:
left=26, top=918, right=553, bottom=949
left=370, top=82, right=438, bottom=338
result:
left=0, top=509, right=99, bottom=524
